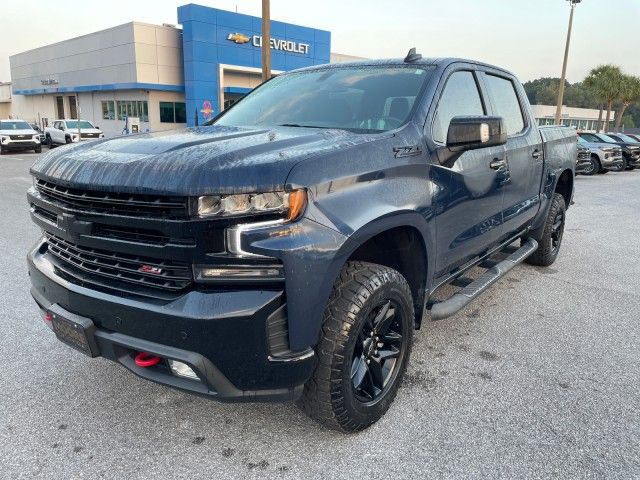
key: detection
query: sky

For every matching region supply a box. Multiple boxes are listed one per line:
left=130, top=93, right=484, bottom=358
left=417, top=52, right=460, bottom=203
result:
left=1, top=0, right=638, bottom=84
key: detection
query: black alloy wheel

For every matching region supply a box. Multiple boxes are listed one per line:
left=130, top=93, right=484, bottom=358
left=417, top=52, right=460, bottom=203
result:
left=351, top=299, right=404, bottom=403
left=550, top=208, right=565, bottom=256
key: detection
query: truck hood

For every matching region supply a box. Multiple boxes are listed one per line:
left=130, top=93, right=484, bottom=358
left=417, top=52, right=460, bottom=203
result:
left=581, top=141, right=617, bottom=151
left=30, top=125, right=379, bottom=196
left=1, top=129, right=37, bottom=136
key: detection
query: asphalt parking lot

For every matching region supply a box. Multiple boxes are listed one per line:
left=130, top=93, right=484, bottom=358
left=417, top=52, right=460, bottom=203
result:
left=0, top=150, right=638, bottom=479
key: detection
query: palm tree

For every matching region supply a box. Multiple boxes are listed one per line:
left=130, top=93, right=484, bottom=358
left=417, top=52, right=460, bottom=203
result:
left=584, top=65, right=624, bottom=132
left=614, top=74, right=640, bottom=132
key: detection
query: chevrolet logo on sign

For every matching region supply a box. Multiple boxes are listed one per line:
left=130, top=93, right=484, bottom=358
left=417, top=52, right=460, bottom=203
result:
left=227, top=32, right=250, bottom=44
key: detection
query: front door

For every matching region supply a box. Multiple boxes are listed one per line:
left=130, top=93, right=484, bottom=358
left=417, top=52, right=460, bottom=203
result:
left=430, top=70, right=508, bottom=277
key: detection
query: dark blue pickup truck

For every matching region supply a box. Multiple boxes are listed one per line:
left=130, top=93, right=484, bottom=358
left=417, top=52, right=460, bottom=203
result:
left=27, top=51, right=576, bottom=432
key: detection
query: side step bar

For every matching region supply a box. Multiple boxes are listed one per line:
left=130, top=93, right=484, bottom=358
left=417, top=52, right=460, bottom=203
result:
left=429, top=238, right=538, bottom=321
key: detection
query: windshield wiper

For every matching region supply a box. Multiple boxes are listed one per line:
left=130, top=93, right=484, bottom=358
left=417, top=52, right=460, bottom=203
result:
left=278, top=123, right=334, bottom=129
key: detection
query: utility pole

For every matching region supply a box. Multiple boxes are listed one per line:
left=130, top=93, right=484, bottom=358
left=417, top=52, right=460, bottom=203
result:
left=76, top=93, right=81, bottom=143
left=261, top=0, right=271, bottom=82
left=554, top=0, right=582, bottom=125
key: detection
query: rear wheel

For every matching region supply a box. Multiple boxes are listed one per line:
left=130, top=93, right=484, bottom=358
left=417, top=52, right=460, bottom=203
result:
left=299, top=262, right=414, bottom=432
left=525, top=193, right=566, bottom=267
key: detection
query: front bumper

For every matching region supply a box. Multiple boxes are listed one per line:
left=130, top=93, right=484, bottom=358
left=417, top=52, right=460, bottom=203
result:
left=28, top=243, right=315, bottom=402
left=1, top=140, right=39, bottom=149
left=625, top=153, right=640, bottom=167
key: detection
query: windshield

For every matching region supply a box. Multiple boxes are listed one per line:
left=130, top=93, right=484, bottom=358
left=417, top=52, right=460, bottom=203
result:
left=577, top=137, right=588, bottom=144
left=0, top=121, right=32, bottom=130
left=66, top=120, right=95, bottom=129
left=615, top=133, right=639, bottom=143
left=214, top=65, right=434, bottom=133
left=596, top=134, right=618, bottom=143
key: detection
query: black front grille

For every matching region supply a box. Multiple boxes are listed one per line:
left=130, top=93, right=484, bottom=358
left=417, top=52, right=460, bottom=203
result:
left=80, top=133, right=99, bottom=139
left=10, top=134, right=32, bottom=140
left=45, top=233, right=192, bottom=292
left=577, top=151, right=590, bottom=160
left=35, top=180, right=189, bottom=218
left=92, top=224, right=172, bottom=245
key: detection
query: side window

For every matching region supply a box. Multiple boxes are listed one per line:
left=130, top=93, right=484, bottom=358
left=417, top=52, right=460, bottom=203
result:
left=432, top=71, right=484, bottom=144
left=484, top=74, right=525, bottom=136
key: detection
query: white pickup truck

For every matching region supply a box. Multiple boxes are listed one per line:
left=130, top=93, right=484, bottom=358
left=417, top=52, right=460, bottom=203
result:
left=0, top=119, right=42, bottom=154
left=44, top=119, right=104, bottom=147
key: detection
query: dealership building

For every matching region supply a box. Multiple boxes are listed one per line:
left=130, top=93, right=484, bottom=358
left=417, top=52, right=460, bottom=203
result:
left=7, top=4, right=360, bottom=137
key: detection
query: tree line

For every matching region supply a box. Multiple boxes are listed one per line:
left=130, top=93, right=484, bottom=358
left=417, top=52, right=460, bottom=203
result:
left=523, top=65, right=640, bottom=131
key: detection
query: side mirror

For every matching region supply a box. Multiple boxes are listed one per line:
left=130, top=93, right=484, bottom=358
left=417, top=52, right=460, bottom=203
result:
left=94, top=126, right=99, bottom=130
left=437, top=116, right=507, bottom=167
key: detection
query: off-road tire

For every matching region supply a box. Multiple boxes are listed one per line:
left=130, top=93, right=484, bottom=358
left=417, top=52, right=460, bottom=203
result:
left=299, top=261, right=414, bottom=432
left=46, top=135, right=53, bottom=148
left=34, top=145, right=42, bottom=153
left=65, top=135, right=71, bottom=144
left=525, top=193, right=566, bottom=267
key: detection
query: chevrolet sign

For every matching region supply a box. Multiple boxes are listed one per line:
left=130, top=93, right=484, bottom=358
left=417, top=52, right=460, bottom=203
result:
left=227, top=32, right=310, bottom=55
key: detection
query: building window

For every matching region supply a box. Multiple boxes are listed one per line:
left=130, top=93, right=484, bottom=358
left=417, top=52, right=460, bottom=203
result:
left=115, top=100, right=149, bottom=122
left=101, top=101, right=115, bottom=120
left=160, top=102, right=187, bottom=123
left=68, top=96, right=78, bottom=119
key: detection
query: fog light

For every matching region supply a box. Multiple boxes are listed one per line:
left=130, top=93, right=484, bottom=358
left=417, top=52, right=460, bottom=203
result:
left=168, top=360, right=199, bottom=380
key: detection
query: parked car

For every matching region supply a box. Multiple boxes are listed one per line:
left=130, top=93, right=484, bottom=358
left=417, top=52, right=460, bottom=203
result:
left=577, top=136, right=623, bottom=173
left=30, top=123, right=46, bottom=145
left=0, top=119, right=42, bottom=154
left=44, top=119, right=104, bottom=147
left=26, top=53, right=576, bottom=432
left=577, top=132, right=640, bottom=170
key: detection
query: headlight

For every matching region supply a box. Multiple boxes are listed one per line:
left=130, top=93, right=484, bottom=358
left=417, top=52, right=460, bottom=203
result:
left=196, top=189, right=306, bottom=220
left=0, top=136, right=8, bottom=143
left=33, top=135, right=40, bottom=142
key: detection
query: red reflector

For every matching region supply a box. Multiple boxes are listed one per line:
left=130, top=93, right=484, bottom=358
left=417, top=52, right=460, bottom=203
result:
left=134, top=352, right=161, bottom=367
left=44, top=312, right=53, bottom=322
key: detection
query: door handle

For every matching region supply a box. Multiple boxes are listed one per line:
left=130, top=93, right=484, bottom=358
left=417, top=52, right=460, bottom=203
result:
left=489, top=158, right=507, bottom=170
left=532, top=149, right=542, bottom=159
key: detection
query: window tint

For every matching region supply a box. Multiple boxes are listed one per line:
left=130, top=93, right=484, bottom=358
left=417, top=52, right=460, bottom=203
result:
left=484, top=74, right=525, bottom=136
left=432, top=71, right=484, bottom=144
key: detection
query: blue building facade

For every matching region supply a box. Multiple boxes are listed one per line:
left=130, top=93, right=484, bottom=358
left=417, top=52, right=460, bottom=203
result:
left=177, top=4, right=331, bottom=127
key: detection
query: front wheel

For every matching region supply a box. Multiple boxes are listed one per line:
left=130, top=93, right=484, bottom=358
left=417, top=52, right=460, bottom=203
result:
left=581, top=155, right=599, bottom=176
left=525, top=193, right=566, bottom=267
left=34, top=145, right=42, bottom=153
left=299, top=262, right=414, bottom=432
left=613, top=156, right=627, bottom=172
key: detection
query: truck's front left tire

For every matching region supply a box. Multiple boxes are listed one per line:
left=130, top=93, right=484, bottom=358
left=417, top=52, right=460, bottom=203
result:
left=299, top=261, right=414, bottom=432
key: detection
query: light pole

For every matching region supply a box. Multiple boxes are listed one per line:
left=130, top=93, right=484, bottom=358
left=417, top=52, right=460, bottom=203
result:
left=554, top=0, right=582, bottom=125
left=261, top=0, right=271, bottom=82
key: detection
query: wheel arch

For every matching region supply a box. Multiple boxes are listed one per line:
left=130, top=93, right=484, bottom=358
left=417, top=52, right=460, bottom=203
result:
left=334, top=212, right=433, bottom=328
left=555, top=168, right=574, bottom=208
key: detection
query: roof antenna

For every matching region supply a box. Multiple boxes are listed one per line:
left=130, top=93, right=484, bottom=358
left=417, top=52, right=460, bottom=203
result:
left=404, top=47, right=422, bottom=63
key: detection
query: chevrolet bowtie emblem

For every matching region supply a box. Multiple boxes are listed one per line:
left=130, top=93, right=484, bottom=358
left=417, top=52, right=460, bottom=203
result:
left=227, top=32, right=250, bottom=44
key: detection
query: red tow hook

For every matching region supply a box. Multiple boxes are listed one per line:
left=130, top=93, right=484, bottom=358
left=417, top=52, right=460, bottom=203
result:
left=134, top=352, right=162, bottom=367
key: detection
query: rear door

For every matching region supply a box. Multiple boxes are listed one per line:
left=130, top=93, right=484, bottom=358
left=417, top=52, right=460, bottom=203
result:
left=429, top=69, right=508, bottom=277
left=480, top=71, right=544, bottom=238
